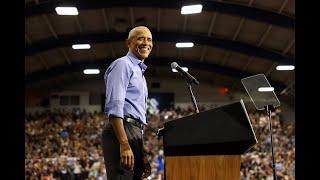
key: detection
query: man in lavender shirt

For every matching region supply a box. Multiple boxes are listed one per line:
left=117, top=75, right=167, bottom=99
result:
left=102, top=26, right=153, bottom=180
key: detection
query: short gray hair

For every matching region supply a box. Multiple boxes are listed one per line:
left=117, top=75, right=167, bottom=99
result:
left=127, top=26, right=151, bottom=39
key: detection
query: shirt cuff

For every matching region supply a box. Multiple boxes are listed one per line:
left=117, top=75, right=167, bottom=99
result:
left=105, top=100, right=124, bottom=119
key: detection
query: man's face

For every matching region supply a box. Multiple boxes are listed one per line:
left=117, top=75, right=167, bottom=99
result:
left=127, top=28, right=153, bottom=61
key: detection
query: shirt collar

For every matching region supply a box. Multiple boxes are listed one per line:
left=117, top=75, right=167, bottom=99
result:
left=126, top=51, right=148, bottom=73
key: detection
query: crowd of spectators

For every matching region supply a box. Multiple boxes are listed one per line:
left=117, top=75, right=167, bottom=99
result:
left=25, top=105, right=295, bottom=180
left=25, top=110, right=107, bottom=180
left=240, top=109, right=295, bottom=180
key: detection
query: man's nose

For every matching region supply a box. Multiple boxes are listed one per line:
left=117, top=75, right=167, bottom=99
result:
left=142, top=38, right=147, bottom=44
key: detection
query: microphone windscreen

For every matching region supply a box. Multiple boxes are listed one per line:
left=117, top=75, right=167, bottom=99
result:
left=171, top=62, right=178, bottom=69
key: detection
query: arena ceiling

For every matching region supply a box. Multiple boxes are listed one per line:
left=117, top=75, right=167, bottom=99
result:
left=25, top=0, right=295, bottom=98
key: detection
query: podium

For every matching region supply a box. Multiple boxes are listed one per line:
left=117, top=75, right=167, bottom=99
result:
left=163, top=100, right=257, bottom=180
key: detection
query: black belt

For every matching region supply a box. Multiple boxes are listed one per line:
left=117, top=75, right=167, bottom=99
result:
left=124, top=117, right=144, bottom=129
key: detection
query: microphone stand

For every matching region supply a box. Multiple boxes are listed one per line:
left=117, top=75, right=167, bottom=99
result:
left=186, top=78, right=199, bottom=113
left=265, top=105, right=277, bottom=180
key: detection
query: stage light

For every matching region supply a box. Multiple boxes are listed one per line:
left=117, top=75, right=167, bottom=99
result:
left=176, top=42, right=194, bottom=48
left=72, top=44, right=91, bottom=49
left=258, top=87, right=274, bottom=92
left=83, top=69, right=100, bottom=74
left=276, top=65, right=295, bottom=71
left=181, top=4, right=203, bottom=14
left=55, top=7, right=79, bottom=15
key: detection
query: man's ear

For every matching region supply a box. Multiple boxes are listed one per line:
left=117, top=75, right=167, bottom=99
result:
left=125, top=39, right=130, bottom=48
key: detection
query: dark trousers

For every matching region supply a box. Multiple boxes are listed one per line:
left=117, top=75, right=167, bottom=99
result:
left=102, top=120, right=144, bottom=180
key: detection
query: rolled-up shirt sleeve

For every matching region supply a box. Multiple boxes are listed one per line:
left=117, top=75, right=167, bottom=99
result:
left=104, top=60, right=131, bottom=119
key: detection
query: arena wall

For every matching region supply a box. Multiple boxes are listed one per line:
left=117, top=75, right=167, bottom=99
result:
left=25, top=78, right=294, bottom=122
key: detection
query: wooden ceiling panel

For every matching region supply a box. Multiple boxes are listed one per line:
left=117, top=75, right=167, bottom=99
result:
left=78, top=9, right=106, bottom=33
left=262, top=27, right=293, bottom=51
left=204, top=47, right=227, bottom=64
left=214, top=14, right=242, bottom=39
left=38, top=50, right=66, bottom=68
left=237, top=19, right=269, bottom=45
left=108, top=8, right=132, bottom=32
left=46, top=14, right=80, bottom=36
left=186, top=11, right=212, bottom=34
left=25, top=16, right=53, bottom=41
left=246, top=57, right=274, bottom=74
left=160, top=8, right=186, bottom=32
left=270, top=68, right=294, bottom=84
left=90, top=43, right=111, bottom=59
left=132, top=8, right=157, bottom=30
left=181, top=44, right=202, bottom=61
left=288, top=43, right=295, bottom=56
left=225, top=52, right=249, bottom=69
left=64, top=47, right=93, bottom=62
left=282, top=0, right=295, bottom=16
left=157, top=42, right=178, bottom=58
left=253, top=0, right=285, bottom=12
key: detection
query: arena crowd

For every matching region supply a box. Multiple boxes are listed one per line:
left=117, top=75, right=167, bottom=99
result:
left=25, top=105, right=295, bottom=180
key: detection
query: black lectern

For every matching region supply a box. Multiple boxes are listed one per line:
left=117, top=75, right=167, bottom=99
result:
left=163, top=100, right=257, bottom=180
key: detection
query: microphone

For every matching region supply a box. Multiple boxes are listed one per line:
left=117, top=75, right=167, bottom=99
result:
left=171, top=62, right=199, bottom=85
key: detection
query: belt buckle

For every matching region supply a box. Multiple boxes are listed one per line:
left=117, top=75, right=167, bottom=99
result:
left=126, top=117, right=137, bottom=125
left=130, top=117, right=143, bottom=129
left=125, top=117, right=145, bottom=130
left=127, top=117, right=135, bottom=124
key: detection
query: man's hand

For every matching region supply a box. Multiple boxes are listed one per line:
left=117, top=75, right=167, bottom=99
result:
left=120, top=141, right=134, bottom=171
left=109, top=117, right=134, bottom=171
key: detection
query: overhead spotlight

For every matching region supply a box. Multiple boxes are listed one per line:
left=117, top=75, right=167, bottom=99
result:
left=72, top=44, right=91, bottom=49
left=176, top=42, right=194, bottom=48
left=276, top=65, right=295, bottom=71
left=181, top=4, right=203, bottom=15
left=258, top=87, right=274, bottom=92
left=55, top=7, right=79, bottom=15
left=83, top=69, right=100, bottom=75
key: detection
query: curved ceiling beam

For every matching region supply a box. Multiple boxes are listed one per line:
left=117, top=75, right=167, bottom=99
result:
left=25, top=0, right=294, bottom=28
left=26, top=57, right=286, bottom=91
left=25, top=31, right=294, bottom=65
